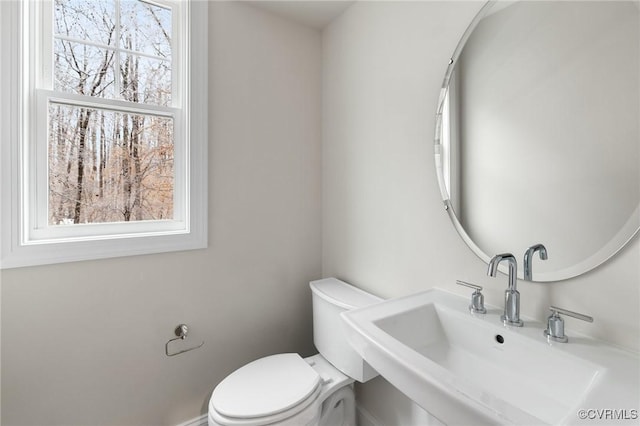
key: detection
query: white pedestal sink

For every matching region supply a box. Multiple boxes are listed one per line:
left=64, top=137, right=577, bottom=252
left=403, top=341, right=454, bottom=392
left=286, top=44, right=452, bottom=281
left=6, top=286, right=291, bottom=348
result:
left=342, top=288, right=639, bottom=425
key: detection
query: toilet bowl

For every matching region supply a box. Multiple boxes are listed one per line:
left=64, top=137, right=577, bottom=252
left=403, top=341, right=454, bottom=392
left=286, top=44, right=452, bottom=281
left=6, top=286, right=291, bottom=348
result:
left=208, top=278, right=382, bottom=426
left=208, top=354, right=354, bottom=426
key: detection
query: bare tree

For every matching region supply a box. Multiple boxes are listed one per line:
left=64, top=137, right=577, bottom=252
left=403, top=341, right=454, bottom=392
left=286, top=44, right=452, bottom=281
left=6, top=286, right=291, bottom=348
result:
left=49, top=0, right=173, bottom=225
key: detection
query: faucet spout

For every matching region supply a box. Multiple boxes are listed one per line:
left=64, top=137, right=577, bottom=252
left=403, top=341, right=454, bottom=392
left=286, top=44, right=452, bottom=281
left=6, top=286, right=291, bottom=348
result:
left=523, top=244, right=548, bottom=281
left=487, top=253, right=523, bottom=327
left=487, top=253, right=517, bottom=291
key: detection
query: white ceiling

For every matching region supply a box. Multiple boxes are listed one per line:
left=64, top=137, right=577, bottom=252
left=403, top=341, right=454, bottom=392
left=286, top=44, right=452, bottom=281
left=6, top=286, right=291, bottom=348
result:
left=245, top=1, right=356, bottom=29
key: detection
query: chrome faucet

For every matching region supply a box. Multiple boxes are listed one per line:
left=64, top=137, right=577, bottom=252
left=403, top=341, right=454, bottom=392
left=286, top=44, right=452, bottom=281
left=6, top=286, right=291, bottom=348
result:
left=523, top=244, right=548, bottom=281
left=487, top=253, right=523, bottom=327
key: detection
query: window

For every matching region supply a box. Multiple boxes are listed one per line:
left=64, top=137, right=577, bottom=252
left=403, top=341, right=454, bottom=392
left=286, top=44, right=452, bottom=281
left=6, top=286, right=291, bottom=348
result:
left=0, top=0, right=207, bottom=268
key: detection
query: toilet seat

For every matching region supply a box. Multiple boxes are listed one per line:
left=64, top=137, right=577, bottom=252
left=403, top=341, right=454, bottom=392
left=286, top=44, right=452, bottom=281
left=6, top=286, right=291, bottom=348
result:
left=208, top=354, right=353, bottom=426
left=209, top=354, right=322, bottom=426
left=212, top=353, right=321, bottom=419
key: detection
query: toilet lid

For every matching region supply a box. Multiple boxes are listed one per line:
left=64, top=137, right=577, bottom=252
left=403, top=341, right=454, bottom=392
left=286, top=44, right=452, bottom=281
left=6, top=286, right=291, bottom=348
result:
left=211, top=353, right=321, bottom=419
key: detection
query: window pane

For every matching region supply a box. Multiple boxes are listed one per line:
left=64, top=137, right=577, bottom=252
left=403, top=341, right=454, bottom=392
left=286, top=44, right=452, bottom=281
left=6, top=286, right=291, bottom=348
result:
left=54, top=39, right=116, bottom=98
left=120, top=52, right=171, bottom=106
left=120, top=0, right=172, bottom=59
left=48, top=103, right=174, bottom=225
left=54, top=0, right=116, bottom=46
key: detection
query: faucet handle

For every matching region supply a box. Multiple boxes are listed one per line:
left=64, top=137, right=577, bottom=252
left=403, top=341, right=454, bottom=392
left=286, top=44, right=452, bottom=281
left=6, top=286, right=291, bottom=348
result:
left=456, top=280, right=487, bottom=314
left=543, top=306, right=593, bottom=343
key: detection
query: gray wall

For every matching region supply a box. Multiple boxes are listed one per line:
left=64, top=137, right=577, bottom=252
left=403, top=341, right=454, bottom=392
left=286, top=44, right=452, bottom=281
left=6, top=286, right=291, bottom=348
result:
left=0, top=2, right=322, bottom=424
left=322, top=1, right=639, bottom=423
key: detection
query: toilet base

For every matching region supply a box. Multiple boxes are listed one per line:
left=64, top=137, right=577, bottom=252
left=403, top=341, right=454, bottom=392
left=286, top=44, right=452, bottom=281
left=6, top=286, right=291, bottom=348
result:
left=316, top=385, right=355, bottom=426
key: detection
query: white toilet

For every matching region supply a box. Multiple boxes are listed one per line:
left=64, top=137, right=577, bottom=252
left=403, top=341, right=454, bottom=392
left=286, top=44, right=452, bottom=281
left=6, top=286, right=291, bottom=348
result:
left=208, top=278, right=382, bottom=426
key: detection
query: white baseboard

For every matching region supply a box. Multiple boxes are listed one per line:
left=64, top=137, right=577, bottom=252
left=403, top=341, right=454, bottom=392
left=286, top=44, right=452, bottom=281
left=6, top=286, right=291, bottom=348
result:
left=175, top=414, right=207, bottom=426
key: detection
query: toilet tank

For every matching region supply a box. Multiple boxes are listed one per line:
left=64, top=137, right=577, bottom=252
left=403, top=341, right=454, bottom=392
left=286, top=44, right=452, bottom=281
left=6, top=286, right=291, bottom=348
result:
left=310, top=278, right=383, bottom=382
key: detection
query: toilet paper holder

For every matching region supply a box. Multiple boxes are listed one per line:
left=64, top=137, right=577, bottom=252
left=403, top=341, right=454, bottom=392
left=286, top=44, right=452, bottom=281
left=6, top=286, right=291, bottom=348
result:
left=165, top=324, right=205, bottom=357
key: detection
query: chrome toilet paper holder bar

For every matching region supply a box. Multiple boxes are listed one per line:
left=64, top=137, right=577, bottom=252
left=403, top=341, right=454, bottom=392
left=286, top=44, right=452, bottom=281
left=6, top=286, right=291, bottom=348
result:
left=165, top=324, right=205, bottom=357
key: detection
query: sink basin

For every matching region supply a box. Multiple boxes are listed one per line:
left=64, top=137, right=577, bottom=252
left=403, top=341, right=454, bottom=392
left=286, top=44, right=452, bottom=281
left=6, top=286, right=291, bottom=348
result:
left=342, top=288, right=639, bottom=425
left=374, top=302, right=601, bottom=424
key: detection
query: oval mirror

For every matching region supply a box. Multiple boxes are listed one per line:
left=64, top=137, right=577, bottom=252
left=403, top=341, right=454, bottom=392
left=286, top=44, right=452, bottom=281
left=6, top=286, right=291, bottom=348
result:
left=435, top=0, right=639, bottom=282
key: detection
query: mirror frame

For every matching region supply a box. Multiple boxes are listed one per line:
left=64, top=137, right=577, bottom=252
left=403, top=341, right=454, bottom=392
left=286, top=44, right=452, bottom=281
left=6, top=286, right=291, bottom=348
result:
left=434, top=0, right=640, bottom=282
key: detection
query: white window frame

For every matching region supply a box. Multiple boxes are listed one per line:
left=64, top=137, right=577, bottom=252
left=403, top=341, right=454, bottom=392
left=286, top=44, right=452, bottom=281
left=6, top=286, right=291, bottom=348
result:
left=0, top=0, right=208, bottom=269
